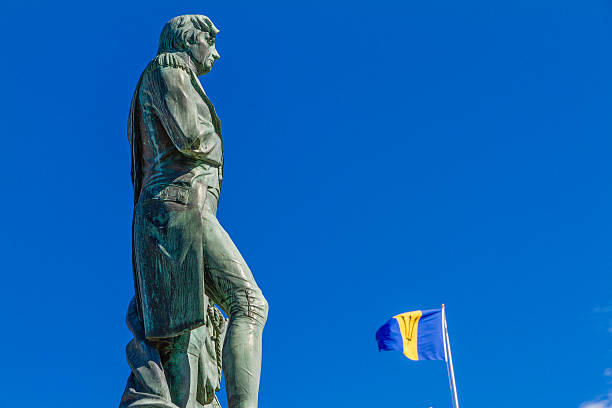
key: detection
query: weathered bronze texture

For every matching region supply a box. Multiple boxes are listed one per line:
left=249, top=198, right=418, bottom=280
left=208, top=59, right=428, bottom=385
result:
left=120, top=15, right=268, bottom=408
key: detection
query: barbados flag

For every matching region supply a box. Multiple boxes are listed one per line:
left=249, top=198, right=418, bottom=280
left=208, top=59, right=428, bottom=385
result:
left=376, top=308, right=445, bottom=361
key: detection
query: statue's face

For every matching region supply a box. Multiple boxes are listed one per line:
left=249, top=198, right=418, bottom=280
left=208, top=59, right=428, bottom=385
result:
left=188, top=30, right=220, bottom=75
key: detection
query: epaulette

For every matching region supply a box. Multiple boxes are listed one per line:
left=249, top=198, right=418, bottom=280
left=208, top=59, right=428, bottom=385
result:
left=147, top=53, right=191, bottom=74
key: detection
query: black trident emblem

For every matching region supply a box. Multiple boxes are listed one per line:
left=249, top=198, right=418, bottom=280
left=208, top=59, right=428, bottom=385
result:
left=399, top=315, right=418, bottom=342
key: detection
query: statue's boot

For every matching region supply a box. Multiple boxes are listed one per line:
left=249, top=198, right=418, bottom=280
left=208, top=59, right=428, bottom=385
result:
left=222, top=312, right=266, bottom=408
left=153, top=326, right=206, bottom=408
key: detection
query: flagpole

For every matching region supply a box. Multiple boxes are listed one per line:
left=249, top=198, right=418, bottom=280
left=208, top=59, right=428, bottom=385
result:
left=442, top=304, right=459, bottom=408
left=441, top=305, right=452, bottom=401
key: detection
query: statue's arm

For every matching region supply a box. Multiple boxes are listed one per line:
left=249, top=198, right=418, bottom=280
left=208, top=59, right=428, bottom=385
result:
left=150, top=66, right=216, bottom=158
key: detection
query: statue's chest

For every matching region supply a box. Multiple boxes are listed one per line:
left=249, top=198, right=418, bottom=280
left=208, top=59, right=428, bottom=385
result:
left=190, top=76, right=221, bottom=137
left=196, top=98, right=213, bottom=123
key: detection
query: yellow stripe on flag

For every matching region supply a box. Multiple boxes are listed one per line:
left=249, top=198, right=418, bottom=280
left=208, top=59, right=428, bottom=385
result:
left=393, top=310, right=423, bottom=360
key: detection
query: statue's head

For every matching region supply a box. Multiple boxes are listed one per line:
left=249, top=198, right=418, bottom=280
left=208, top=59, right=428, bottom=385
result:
left=158, top=15, right=220, bottom=75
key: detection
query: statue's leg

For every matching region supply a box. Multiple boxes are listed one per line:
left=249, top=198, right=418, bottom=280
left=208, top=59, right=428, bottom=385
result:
left=201, top=213, right=268, bottom=408
left=150, top=326, right=206, bottom=408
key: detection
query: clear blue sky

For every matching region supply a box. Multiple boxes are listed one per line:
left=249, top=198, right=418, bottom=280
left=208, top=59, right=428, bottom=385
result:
left=1, top=1, right=611, bottom=407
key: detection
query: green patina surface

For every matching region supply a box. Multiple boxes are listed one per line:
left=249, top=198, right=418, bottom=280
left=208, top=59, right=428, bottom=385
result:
left=120, top=15, right=268, bottom=408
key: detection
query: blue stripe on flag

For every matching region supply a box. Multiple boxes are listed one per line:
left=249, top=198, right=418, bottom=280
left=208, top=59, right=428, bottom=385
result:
left=375, top=317, right=403, bottom=352
left=416, top=308, right=445, bottom=361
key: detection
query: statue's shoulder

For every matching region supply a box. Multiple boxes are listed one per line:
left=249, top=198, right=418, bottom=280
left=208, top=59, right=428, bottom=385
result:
left=146, top=53, right=191, bottom=75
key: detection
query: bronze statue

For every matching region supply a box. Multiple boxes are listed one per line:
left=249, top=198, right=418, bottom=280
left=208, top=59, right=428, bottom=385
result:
left=120, top=15, right=268, bottom=408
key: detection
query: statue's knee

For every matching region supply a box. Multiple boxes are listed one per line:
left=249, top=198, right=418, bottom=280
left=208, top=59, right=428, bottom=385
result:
left=246, top=289, right=268, bottom=327
left=231, top=288, right=268, bottom=327
left=257, top=292, right=269, bottom=325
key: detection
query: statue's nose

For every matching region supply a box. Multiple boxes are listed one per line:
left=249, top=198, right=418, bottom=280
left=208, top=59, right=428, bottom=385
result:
left=213, top=48, right=220, bottom=60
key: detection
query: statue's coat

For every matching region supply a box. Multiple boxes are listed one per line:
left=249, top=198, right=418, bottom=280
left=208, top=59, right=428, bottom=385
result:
left=128, top=53, right=223, bottom=339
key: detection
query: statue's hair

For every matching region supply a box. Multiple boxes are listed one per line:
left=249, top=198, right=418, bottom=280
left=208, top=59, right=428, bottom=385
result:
left=157, top=15, right=219, bottom=54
